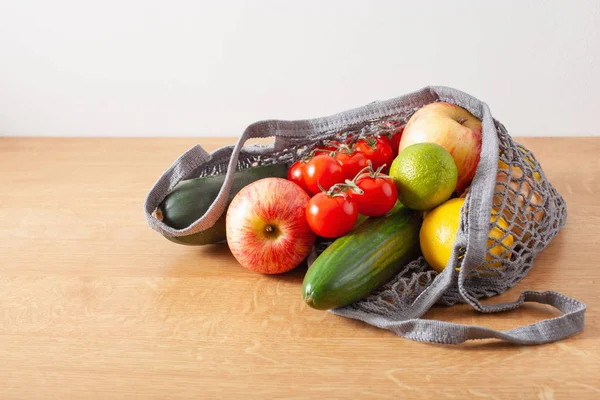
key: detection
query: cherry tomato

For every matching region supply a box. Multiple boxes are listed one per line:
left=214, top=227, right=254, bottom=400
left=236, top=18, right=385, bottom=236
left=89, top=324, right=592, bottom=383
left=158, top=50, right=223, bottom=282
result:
left=377, top=132, right=403, bottom=158
left=306, top=192, right=358, bottom=238
left=378, top=122, right=404, bottom=157
left=377, top=135, right=392, bottom=148
left=287, top=161, right=309, bottom=192
left=348, top=172, right=398, bottom=216
left=304, top=155, right=345, bottom=195
left=335, top=148, right=369, bottom=180
left=390, top=127, right=404, bottom=156
left=355, top=137, right=394, bottom=172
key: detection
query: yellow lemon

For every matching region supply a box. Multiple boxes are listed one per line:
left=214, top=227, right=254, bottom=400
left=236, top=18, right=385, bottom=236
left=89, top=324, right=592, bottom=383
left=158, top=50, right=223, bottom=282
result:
left=498, top=157, right=541, bottom=182
left=487, top=212, right=513, bottom=268
left=420, top=198, right=514, bottom=273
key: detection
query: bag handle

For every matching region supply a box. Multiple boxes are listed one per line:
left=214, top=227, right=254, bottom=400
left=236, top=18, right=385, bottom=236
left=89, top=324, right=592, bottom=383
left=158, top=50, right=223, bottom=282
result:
left=335, top=289, right=585, bottom=345
left=332, top=241, right=586, bottom=345
left=144, top=127, right=260, bottom=237
left=144, top=143, right=215, bottom=236
left=143, top=87, right=441, bottom=238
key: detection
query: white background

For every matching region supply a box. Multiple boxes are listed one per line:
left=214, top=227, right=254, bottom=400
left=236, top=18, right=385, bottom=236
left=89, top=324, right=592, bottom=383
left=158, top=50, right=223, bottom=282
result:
left=1, top=0, right=599, bottom=137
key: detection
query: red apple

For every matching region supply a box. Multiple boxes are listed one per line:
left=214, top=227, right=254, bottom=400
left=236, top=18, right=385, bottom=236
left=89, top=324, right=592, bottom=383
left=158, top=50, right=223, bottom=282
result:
left=225, top=177, right=316, bottom=274
left=399, top=102, right=482, bottom=192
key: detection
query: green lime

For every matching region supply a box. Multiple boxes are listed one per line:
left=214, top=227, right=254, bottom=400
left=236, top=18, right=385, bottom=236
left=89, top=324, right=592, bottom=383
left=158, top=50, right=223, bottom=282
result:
left=389, top=143, right=458, bottom=211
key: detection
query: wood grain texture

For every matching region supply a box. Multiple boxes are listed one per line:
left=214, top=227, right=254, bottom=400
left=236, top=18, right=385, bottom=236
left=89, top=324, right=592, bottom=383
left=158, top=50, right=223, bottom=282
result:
left=0, top=137, right=599, bottom=399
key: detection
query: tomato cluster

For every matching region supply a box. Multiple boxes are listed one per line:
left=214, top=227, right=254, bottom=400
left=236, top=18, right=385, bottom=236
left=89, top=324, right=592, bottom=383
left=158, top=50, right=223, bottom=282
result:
left=287, top=126, right=403, bottom=239
left=377, top=120, right=404, bottom=158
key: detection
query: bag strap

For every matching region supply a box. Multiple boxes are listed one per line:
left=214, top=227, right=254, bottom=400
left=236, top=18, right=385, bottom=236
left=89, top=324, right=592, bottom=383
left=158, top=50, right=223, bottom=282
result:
left=335, top=289, right=585, bottom=345
left=143, top=86, right=445, bottom=237
left=143, top=120, right=311, bottom=237
left=143, top=143, right=215, bottom=236
left=332, top=241, right=586, bottom=345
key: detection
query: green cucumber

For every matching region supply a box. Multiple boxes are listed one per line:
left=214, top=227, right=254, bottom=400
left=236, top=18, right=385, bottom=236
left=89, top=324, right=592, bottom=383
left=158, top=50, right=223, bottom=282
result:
left=302, top=203, right=422, bottom=310
left=158, top=163, right=288, bottom=246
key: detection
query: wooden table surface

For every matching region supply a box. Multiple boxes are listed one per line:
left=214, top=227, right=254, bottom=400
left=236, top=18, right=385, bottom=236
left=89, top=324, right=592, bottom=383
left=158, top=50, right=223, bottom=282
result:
left=1, top=137, right=599, bottom=399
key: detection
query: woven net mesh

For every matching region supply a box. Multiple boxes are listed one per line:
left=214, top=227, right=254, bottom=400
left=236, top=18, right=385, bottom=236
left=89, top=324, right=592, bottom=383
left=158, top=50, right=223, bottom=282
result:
left=194, top=103, right=567, bottom=314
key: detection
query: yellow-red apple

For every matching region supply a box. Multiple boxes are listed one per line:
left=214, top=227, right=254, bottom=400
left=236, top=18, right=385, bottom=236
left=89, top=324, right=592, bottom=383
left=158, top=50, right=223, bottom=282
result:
left=226, top=177, right=316, bottom=274
left=399, top=102, right=482, bottom=192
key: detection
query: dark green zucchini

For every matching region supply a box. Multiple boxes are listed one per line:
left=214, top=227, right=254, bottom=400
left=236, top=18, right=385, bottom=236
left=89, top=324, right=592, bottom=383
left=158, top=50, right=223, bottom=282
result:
left=302, top=203, right=422, bottom=310
left=158, top=163, right=288, bottom=245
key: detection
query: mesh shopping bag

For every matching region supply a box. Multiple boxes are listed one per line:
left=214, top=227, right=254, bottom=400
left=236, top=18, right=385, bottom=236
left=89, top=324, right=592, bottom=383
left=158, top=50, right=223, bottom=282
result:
left=144, top=86, right=586, bottom=345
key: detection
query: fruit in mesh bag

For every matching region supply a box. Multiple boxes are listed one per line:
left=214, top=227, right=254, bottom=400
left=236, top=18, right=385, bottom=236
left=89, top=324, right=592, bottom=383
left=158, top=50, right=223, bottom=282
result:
left=226, top=178, right=316, bottom=274
left=462, top=155, right=545, bottom=241
left=399, top=102, right=482, bottom=193
left=420, top=198, right=514, bottom=273
left=389, top=143, right=458, bottom=211
left=496, top=150, right=546, bottom=239
left=303, top=154, right=346, bottom=195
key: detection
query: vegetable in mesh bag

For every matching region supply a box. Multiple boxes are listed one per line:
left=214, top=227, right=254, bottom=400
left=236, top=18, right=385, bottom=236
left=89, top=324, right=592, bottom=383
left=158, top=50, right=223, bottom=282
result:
left=143, top=86, right=586, bottom=345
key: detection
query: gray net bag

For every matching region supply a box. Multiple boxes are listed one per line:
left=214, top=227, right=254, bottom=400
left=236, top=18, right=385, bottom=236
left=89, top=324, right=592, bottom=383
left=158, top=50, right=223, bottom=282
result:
left=144, top=86, right=586, bottom=345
